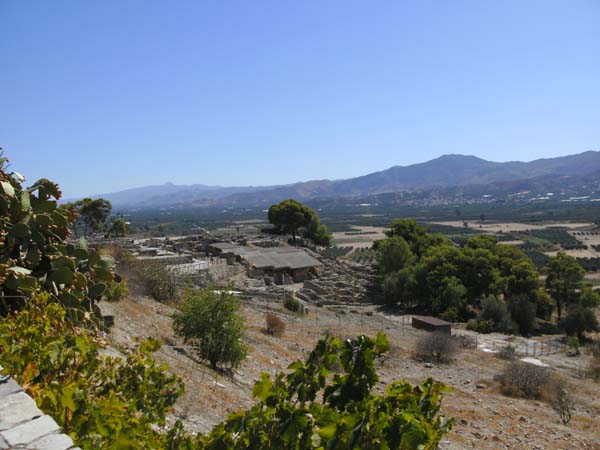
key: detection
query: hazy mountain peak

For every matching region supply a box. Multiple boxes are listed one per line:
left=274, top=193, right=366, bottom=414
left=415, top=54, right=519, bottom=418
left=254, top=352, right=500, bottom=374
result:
left=90, top=151, right=600, bottom=209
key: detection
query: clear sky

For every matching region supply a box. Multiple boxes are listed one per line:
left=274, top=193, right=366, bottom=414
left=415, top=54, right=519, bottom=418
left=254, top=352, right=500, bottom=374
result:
left=1, top=1, right=599, bottom=197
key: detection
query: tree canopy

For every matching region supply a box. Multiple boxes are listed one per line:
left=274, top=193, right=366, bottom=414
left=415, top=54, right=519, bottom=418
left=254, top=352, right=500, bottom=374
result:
left=377, top=219, right=547, bottom=326
left=65, top=197, right=112, bottom=237
left=268, top=199, right=331, bottom=246
left=544, top=252, right=585, bottom=320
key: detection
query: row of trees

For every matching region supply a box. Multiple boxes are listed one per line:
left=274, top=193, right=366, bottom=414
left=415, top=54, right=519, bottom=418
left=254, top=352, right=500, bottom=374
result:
left=268, top=199, right=332, bottom=246
left=376, top=219, right=599, bottom=337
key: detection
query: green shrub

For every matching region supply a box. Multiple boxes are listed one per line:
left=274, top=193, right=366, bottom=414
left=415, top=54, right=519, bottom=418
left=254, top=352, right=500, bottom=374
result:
left=559, top=305, right=599, bottom=341
left=507, top=295, right=537, bottom=336
left=467, top=319, right=493, bottom=333
left=284, top=297, right=302, bottom=313
left=0, top=154, right=121, bottom=321
left=172, top=287, right=247, bottom=370
left=0, top=294, right=183, bottom=448
left=197, top=333, right=454, bottom=449
left=566, top=336, right=580, bottom=356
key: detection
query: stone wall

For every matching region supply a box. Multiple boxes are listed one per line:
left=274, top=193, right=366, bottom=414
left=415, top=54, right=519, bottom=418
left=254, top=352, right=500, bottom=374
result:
left=0, top=366, right=79, bottom=450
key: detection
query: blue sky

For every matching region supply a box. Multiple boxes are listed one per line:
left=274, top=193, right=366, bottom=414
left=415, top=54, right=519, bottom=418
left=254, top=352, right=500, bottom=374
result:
left=1, top=1, right=599, bottom=197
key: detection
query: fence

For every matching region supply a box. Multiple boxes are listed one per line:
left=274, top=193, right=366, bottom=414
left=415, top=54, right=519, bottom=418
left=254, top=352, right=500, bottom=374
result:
left=452, top=328, right=563, bottom=357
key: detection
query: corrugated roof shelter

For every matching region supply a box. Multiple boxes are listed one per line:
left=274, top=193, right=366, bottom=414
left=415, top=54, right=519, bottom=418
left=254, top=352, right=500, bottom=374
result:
left=242, top=248, right=322, bottom=271
left=412, top=316, right=452, bottom=334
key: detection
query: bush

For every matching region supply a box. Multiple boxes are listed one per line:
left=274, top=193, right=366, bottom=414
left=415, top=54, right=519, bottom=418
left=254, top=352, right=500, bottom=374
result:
left=498, top=361, right=550, bottom=399
left=507, top=295, right=537, bottom=336
left=0, top=295, right=183, bottom=448
left=455, top=333, right=477, bottom=349
left=265, top=313, right=286, bottom=337
left=195, top=333, right=454, bottom=449
left=479, top=296, right=516, bottom=334
left=588, top=356, right=600, bottom=381
left=0, top=154, right=121, bottom=321
left=560, top=305, right=599, bottom=341
left=541, top=376, right=575, bottom=425
left=127, top=258, right=182, bottom=303
left=496, top=344, right=516, bottom=360
left=284, top=297, right=302, bottom=313
left=415, top=332, right=458, bottom=363
left=566, top=336, right=580, bottom=356
left=467, top=319, right=493, bottom=333
left=440, top=307, right=460, bottom=323
left=172, top=287, right=247, bottom=370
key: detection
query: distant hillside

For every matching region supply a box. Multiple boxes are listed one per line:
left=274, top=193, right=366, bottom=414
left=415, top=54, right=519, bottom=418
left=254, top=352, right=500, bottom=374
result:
left=91, top=151, right=600, bottom=208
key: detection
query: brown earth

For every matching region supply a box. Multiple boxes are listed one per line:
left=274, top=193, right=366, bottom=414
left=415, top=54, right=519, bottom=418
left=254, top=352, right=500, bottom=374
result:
left=100, top=278, right=600, bottom=450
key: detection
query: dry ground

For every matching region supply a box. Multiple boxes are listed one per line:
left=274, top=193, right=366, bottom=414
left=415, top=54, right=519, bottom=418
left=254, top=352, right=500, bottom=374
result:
left=331, top=225, right=387, bottom=249
left=429, top=221, right=594, bottom=233
left=100, top=278, right=600, bottom=450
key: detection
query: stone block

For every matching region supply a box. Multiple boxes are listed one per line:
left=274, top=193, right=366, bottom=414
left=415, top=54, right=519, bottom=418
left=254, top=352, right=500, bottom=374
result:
left=29, top=432, right=75, bottom=450
left=0, top=378, right=22, bottom=398
left=0, top=415, right=60, bottom=447
left=0, top=391, right=42, bottom=429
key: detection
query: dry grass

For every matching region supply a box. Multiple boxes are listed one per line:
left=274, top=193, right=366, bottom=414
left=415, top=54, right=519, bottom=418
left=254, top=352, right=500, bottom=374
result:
left=265, top=313, right=286, bottom=337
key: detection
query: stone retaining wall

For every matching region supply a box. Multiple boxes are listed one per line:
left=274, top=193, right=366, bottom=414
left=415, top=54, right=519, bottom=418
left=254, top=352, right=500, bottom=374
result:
left=0, top=365, right=79, bottom=450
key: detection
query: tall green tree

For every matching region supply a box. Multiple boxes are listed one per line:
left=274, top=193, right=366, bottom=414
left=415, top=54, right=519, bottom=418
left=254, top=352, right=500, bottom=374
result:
left=268, top=199, right=332, bottom=245
left=303, top=213, right=332, bottom=247
left=559, top=304, right=599, bottom=341
left=66, top=197, right=112, bottom=236
left=108, top=217, right=127, bottom=237
left=172, top=287, right=247, bottom=370
left=544, top=252, right=585, bottom=320
left=268, top=199, right=314, bottom=241
left=375, top=235, right=414, bottom=275
left=386, top=219, right=449, bottom=258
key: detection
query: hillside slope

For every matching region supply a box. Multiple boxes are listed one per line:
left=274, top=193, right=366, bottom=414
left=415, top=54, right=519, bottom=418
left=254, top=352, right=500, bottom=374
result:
left=92, top=151, right=600, bottom=208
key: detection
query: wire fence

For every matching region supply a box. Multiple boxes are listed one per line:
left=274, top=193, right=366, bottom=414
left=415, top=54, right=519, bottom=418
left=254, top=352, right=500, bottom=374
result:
left=452, top=329, right=563, bottom=356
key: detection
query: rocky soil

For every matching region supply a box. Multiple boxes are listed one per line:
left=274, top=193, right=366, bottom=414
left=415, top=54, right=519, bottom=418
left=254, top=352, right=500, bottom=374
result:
left=101, top=276, right=600, bottom=450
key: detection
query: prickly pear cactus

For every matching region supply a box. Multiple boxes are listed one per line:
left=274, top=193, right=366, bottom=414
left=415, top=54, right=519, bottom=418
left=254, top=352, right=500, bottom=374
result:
left=0, top=153, right=119, bottom=321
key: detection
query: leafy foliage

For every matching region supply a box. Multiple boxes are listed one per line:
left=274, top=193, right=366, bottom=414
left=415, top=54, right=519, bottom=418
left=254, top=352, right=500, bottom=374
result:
left=64, top=197, right=112, bottom=237
left=268, top=199, right=332, bottom=245
left=559, top=304, right=599, bottom=341
left=193, top=332, right=453, bottom=450
left=172, top=287, right=247, bottom=370
left=0, top=294, right=184, bottom=449
left=375, top=235, right=414, bottom=275
left=268, top=199, right=314, bottom=240
left=303, top=213, right=332, bottom=247
left=545, top=252, right=585, bottom=320
left=0, top=155, right=120, bottom=321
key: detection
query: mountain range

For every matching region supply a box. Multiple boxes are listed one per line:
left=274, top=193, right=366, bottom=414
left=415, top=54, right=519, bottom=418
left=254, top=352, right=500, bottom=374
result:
left=92, top=151, right=600, bottom=209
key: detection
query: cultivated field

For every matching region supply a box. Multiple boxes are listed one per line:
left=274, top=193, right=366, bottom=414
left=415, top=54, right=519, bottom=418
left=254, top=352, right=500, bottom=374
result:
left=331, top=225, right=387, bottom=249
left=429, top=221, right=594, bottom=233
